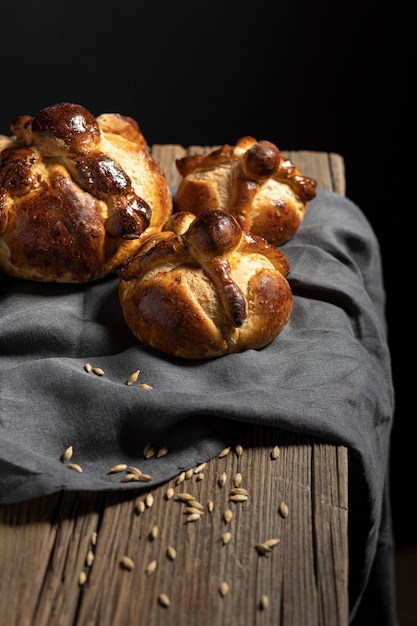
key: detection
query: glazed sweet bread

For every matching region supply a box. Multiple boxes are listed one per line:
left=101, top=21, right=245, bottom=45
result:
left=0, top=103, right=172, bottom=282
left=118, top=209, right=293, bottom=360
left=174, top=136, right=317, bottom=246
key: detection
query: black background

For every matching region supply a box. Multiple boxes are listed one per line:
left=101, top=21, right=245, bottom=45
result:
left=0, top=1, right=413, bottom=547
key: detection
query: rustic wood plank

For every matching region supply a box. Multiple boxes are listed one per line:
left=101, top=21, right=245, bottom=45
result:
left=0, top=431, right=348, bottom=626
left=0, top=492, right=102, bottom=626
left=0, top=495, right=61, bottom=626
left=0, top=147, right=349, bottom=626
left=285, top=150, right=346, bottom=197
left=313, top=443, right=349, bottom=625
left=151, top=143, right=187, bottom=187
left=34, top=493, right=102, bottom=626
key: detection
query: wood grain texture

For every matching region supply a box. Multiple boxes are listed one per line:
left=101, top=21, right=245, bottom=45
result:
left=0, top=147, right=349, bottom=626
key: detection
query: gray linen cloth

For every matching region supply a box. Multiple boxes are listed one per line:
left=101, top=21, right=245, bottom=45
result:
left=0, top=189, right=396, bottom=625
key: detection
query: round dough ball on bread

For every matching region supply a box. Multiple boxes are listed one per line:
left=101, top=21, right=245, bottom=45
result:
left=0, top=103, right=172, bottom=282
left=118, top=209, right=293, bottom=360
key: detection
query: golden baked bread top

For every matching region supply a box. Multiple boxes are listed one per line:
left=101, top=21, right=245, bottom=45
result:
left=0, top=103, right=172, bottom=282
left=174, top=136, right=317, bottom=246
left=118, top=209, right=293, bottom=359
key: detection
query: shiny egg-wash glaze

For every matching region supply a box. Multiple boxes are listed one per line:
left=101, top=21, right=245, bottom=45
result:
left=174, top=136, right=317, bottom=246
left=0, top=103, right=172, bottom=282
left=118, top=209, right=293, bottom=359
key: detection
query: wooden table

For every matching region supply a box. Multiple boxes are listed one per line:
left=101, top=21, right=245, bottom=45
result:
left=0, top=146, right=349, bottom=626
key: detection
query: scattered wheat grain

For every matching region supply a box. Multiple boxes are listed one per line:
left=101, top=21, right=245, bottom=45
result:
left=158, top=593, right=170, bottom=608
left=233, top=472, right=242, bottom=487
left=84, top=363, right=92, bottom=373
left=79, top=570, right=87, bottom=585
left=229, top=494, right=248, bottom=502
left=127, top=370, right=140, bottom=385
left=109, top=463, right=128, bottom=474
left=145, top=445, right=156, bottom=458
left=145, top=492, right=154, bottom=508
left=188, top=499, right=204, bottom=510
left=218, top=472, right=227, bottom=487
left=176, top=492, right=194, bottom=502
left=222, top=532, right=232, bottom=545
left=120, top=556, right=135, bottom=570
left=185, top=513, right=201, bottom=523
left=149, top=525, right=159, bottom=540
left=167, top=546, right=177, bottom=560
left=128, top=465, right=142, bottom=477
left=255, top=543, right=272, bottom=555
left=68, top=463, right=83, bottom=473
left=137, top=473, right=152, bottom=482
left=62, top=446, right=73, bottom=463
left=145, top=559, right=157, bottom=575
left=185, top=506, right=204, bottom=515
left=176, top=472, right=186, bottom=485
left=157, top=446, right=169, bottom=458
left=92, top=367, right=104, bottom=376
left=260, top=595, right=269, bottom=610
left=279, top=501, right=289, bottom=518
left=271, top=445, right=280, bottom=460
left=218, top=446, right=231, bottom=458
left=219, top=581, right=229, bottom=597
left=165, top=487, right=175, bottom=500
left=255, top=538, right=280, bottom=555
left=235, top=444, right=243, bottom=456
left=120, top=473, right=139, bottom=482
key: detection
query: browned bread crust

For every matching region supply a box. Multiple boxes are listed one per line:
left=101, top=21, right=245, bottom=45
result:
left=118, top=209, right=293, bottom=359
left=0, top=103, right=172, bottom=282
left=174, top=136, right=317, bottom=246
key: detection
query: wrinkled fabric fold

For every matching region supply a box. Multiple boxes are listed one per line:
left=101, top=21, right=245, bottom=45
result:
left=0, top=189, right=395, bottom=623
